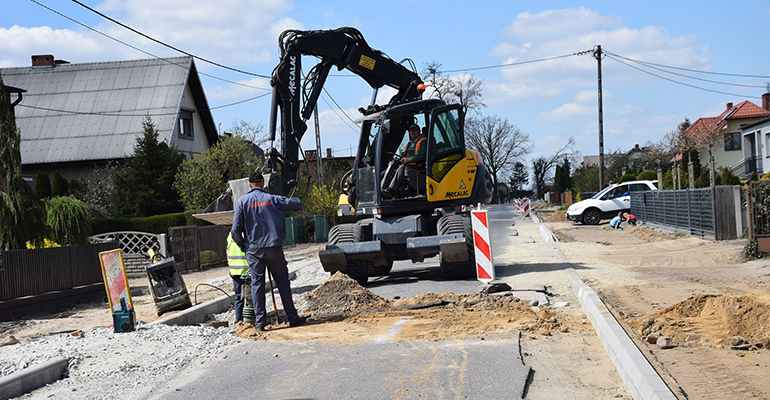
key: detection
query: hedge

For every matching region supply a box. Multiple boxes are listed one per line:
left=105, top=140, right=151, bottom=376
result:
left=92, top=210, right=210, bottom=235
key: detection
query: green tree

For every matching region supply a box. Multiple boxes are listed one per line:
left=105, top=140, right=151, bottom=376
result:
left=45, top=196, right=92, bottom=245
left=572, top=164, right=600, bottom=193
left=508, top=162, right=528, bottom=198
left=111, top=116, right=185, bottom=217
left=553, top=158, right=573, bottom=192
left=34, top=171, right=51, bottom=199
left=52, top=170, right=68, bottom=197
left=174, top=134, right=263, bottom=210
left=0, top=74, right=46, bottom=249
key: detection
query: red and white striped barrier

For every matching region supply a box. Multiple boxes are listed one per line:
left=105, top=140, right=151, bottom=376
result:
left=471, top=209, right=495, bottom=283
left=522, top=198, right=531, bottom=218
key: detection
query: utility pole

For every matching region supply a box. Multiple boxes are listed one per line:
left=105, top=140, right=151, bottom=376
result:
left=594, top=45, right=605, bottom=189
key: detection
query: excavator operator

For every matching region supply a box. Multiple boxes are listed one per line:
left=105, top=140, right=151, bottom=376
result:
left=382, top=124, right=427, bottom=198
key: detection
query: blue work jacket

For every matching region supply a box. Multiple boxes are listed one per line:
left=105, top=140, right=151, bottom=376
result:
left=231, top=187, right=302, bottom=249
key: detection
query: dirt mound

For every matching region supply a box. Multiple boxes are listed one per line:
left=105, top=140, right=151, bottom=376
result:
left=546, top=210, right=567, bottom=222
left=532, top=200, right=549, bottom=209
left=630, top=294, right=770, bottom=348
left=303, top=272, right=390, bottom=314
left=629, top=225, right=677, bottom=242
left=234, top=286, right=576, bottom=343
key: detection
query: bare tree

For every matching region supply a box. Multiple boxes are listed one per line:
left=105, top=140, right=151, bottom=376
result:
left=465, top=116, right=531, bottom=203
left=531, top=138, right=575, bottom=199
left=685, top=118, right=722, bottom=187
left=228, top=119, right=267, bottom=147
left=421, top=61, right=485, bottom=116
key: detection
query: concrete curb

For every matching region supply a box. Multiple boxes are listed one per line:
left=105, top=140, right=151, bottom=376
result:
left=0, top=357, right=68, bottom=400
left=531, top=213, right=676, bottom=400
left=150, top=293, right=233, bottom=327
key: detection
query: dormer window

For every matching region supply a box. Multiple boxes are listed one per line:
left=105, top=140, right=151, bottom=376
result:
left=179, top=108, right=194, bottom=139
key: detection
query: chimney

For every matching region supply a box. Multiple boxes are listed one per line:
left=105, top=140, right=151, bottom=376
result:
left=326, top=148, right=332, bottom=158
left=726, top=102, right=733, bottom=110
left=763, top=93, right=769, bottom=111
left=31, top=55, right=54, bottom=67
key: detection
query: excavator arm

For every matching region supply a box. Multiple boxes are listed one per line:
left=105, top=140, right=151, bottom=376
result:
left=265, top=27, right=425, bottom=195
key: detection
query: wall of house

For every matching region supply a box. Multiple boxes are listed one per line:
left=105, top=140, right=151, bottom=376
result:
left=172, top=84, right=211, bottom=158
left=700, top=119, right=764, bottom=172
left=744, top=121, right=770, bottom=176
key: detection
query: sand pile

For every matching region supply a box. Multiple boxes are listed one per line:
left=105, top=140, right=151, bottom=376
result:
left=303, top=272, right=390, bottom=314
left=631, top=294, right=770, bottom=349
left=547, top=210, right=567, bottom=222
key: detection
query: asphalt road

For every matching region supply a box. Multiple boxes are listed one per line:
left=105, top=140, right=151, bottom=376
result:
left=149, top=205, right=535, bottom=400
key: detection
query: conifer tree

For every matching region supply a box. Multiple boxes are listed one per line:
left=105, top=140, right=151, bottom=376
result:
left=0, top=74, right=45, bottom=249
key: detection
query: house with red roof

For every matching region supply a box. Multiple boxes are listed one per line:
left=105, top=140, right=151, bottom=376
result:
left=684, top=94, right=770, bottom=178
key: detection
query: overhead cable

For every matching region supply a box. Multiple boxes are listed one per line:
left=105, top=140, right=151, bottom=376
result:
left=68, top=0, right=271, bottom=78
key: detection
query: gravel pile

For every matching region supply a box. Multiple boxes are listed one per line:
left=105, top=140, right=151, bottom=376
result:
left=0, top=323, right=240, bottom=400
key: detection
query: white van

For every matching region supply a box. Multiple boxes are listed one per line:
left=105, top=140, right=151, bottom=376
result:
left=566, top=180, right=659, bottom=225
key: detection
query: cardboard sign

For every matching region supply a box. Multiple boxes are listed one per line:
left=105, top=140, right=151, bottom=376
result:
left=98, top=249, right=133, bottom=314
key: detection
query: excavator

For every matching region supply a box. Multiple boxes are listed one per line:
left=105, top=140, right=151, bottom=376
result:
left=199, top=27, right=493, bottom=285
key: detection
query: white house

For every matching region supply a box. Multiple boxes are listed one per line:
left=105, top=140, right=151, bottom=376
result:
left=0, top=55, right=218, bottom=183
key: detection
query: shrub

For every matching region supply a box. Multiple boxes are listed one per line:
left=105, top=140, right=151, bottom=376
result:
left=34, top=171, right=51, bottom=199
left=619, top=173, right=637, bottom=183
left=91, top=210, right=210, bottom=235
left=46, top=196, right=93, bottom=245
left=637, top=170, right=657, bottom=181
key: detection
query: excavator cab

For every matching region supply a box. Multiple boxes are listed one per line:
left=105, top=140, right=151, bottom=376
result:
left=348, top=99, right=482, bottom=218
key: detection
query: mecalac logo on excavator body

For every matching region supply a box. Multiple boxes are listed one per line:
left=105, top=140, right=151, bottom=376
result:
left=288, top=56, right=297, bottom=97
left=445, top=190, right=469, bottom=199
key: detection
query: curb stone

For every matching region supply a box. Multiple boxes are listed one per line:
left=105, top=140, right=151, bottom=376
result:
left=531, top=213, right=677, bottom=400
left=0, top=357, right=68, bottom=400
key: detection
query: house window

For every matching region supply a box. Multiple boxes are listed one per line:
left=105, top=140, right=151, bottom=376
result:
left=178, top=108, right=194, bottom=139
left=724, top=132, right=741, bottom=151
left=766, top=132, right=770, bottom=158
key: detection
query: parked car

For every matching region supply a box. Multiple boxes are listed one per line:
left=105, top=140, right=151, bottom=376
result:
left=566, top=180, right=659, bottom=225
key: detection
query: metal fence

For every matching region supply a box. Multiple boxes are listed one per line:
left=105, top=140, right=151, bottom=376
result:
left=169, top=225, right=229, bottom=273
left=0, top=242, right=118, bottom=301
left=631, top=186, right=742, bottom=240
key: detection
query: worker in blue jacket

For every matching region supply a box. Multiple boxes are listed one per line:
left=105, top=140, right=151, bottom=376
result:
left=231, top=172, right=306, bottom=331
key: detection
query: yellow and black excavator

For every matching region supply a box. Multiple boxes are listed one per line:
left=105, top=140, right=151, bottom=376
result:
left=202, top=27, right=493, bottom=285
left=266, top=27, right=494, bottom=285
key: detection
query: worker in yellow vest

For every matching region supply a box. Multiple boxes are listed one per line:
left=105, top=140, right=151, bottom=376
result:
left=226, top=235, right=250, bottom=323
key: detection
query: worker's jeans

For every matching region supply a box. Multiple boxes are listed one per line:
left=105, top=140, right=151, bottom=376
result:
left=245, top=246, right=300, bottom=328
left=387, top=164, right=421, bottom=192
left=230, top=274, right=247, bottom=323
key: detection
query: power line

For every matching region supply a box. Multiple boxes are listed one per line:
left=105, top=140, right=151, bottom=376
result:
left=604, top=50, right=770, bottom=79
left=604, top=53, right=761, bottom=99
left=603, top=50, right=766, bottom=89
left=28, top=0, right=270, bottom=92
left=439, top=51, right=591, bottom=73
left=17, top=103, right=179, bottom=117
left=69, top=0, right=271, bottom=79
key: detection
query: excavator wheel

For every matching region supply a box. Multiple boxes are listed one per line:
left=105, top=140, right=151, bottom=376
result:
left=437, top=213, right=475, bottom=279
left=327, top=223, right=368, bottom=285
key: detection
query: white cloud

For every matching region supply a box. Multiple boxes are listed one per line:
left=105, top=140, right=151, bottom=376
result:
left=503, top=7, right=623, bottom=41
left=0, top=25, right=103, bottom=66
left=487, top=9, right=709, bottom=105
left=94, top=0, right=297, bottom=68
left=0, top=1, right=298, bottom=69
left=537, top=103, right=594, bottom=121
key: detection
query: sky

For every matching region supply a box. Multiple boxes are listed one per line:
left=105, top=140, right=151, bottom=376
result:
left=3, top=0, right=770, bottom=177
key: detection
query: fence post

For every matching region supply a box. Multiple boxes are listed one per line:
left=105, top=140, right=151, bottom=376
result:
left=711, top=186, right=718, bottom=240
left=732, top=186, right=742, bottom=239
left=158, top=234, right=168, bottom=257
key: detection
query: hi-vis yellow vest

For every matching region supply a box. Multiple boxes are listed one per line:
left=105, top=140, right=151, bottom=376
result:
left=226, top=236, right=249, bottom=277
